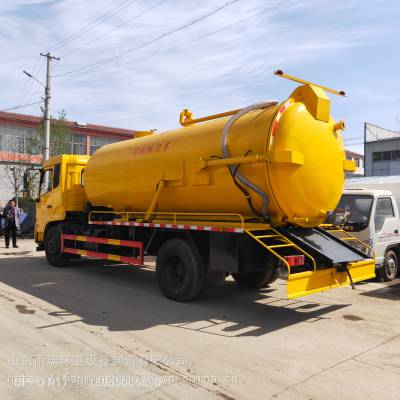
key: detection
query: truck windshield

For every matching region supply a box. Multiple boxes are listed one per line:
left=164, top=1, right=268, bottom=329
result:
left=325, top=194, right=373, bottom=231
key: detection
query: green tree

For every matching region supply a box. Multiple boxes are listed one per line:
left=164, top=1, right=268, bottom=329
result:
left=36, top=109, right=72, bottom=157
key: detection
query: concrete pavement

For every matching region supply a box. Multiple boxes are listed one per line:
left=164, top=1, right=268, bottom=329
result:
left=0, top=239, right=399, bottom=399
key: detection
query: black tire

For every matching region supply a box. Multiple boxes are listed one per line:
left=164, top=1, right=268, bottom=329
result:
left=45, top=225, right=69, bottom=267
left=156, top=239, right=204, bottom=302
left=376, top=250, right=398, bottom=282
left=232, top=267, right=281, bottom=289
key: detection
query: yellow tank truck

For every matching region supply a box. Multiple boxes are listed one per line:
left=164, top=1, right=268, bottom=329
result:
left=35, top=72, right=375, bottom=302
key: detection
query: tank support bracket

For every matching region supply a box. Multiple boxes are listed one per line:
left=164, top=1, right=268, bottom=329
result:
left=144, top=180, right=165, bottom=221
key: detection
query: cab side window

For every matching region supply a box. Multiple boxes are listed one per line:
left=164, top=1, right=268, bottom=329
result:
left=39, top=169, right=54, bottom=196
left=374, top=197, right=394, bottom=232
left=53, top=163, right=61, bottom=189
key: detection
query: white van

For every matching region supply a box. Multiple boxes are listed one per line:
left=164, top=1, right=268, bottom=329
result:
left=327, top=176, right=400, bottom=281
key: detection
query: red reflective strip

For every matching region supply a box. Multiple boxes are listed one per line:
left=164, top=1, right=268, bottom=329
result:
left=63, top=248, right=79, bottom=255
left=86, top=250, right=106, bottom=259
left=63, top=234, right=77, bottom=240
left=279, top=105, right=287, bottom=114
left=284, top=255, right=305, bottom=266
left=272, top=120, right=279, bottom=135
left=88, top=220, right=243, bottom=233
left=88, top=237, right=109, bottom=244
left=120, top=240, right=142, bottom=248
left=65, top=248, right=142, bottom=265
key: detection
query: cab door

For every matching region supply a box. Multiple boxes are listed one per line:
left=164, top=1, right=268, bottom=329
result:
left=372, top=196, right=399, bottom=264
left=35, top=166, right=57, bottom=240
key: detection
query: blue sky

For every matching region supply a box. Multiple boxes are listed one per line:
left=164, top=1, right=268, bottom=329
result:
left=1, top=0, right=399, bottom=154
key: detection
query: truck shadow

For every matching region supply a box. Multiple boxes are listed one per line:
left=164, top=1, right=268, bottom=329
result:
left=0, top=256, right=349, bottom=337
left=359, top=281, right=400, bottom=300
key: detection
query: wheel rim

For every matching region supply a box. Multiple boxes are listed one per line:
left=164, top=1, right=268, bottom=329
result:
left=47, top=239, right=57, bottom=255
left=386, top=256, right=397, bottom=279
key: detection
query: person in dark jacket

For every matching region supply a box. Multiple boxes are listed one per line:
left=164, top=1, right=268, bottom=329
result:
left=2, top=199, right=21, bottom=248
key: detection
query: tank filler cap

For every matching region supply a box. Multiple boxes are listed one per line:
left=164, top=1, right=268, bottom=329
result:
left=179, top=109, right=194, bottom=126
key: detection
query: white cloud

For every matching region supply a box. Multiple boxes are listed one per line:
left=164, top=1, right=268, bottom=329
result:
left=1, top=0, right=399, bottom=141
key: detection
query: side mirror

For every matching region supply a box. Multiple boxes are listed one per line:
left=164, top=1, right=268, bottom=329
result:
left=35, top=198, right=40, bottom=203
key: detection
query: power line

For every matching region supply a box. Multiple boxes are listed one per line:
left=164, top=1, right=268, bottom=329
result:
left=48, top=0, right=139, bottom=52
left=14, top=55, right=42, bottom=107
left=0, top=101, right=42, bottom=113
left=84, top=0, right=292, bottom=77
left=56, top=0, right=242, bottom=78
left=60, top=0, right=167, bottom=58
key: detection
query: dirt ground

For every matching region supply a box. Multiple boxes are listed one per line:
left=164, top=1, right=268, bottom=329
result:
left=0, top=239, right=399, bottom=400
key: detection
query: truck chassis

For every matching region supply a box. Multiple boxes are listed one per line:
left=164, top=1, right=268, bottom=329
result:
left=40, top=210, right=376, bottom=301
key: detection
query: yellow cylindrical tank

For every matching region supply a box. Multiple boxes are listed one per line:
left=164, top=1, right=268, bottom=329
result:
left=84, top=84, right=352, bottom=228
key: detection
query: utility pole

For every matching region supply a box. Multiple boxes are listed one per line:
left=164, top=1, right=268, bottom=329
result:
left=40, top=52, right=60, bottom=161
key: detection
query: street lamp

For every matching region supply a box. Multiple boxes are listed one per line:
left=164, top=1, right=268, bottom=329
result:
left=22, top=52, right=59, bottom=163
left=22, top=70, right=45, bottom=88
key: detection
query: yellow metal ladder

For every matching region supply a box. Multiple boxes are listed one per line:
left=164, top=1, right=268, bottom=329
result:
left=244, top=227, right=317, bottom=273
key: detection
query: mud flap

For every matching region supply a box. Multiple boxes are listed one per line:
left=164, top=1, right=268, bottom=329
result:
left=287, top=259, right=376, bottom=299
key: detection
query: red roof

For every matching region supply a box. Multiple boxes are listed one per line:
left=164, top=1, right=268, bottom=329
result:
left=345, top=150, right=364, bottom=158
left=0, top=111, right=134, bottom=138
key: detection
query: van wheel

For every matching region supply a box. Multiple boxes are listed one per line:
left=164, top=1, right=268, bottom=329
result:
left=377, top=250, right=398, bottom=282
left=156, top=239, right=204, bottom=302
left=45, top=225, right=69, bottom=267
left=232, top=267, right=281, bottom=289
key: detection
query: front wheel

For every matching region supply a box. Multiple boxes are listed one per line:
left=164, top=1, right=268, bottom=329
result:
left=156, top=239, right=204, bottom=302
left=376, top=250, right=398, bottom=282
left=45, top=225, right=69, bottom=267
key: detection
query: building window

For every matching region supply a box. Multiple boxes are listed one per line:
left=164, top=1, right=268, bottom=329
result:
left=392, top=150, right=400, bottom=160
left=90, top=136, right=119, bottom=155
left=355, top=158, right=360, bottom=167
left=373, top=152, right=382, bottom=161
left=373, top=151, right=400, bottom=162
left=0, top=125, right=40, bottom=154
left=72, top=133, right=87, bottom=155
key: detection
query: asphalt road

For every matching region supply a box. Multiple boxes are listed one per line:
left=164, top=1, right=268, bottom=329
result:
left=0, top=239, right=399, bottom=400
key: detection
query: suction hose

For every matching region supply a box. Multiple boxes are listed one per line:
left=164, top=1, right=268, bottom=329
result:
left=221, top=100, right=278, bottom=219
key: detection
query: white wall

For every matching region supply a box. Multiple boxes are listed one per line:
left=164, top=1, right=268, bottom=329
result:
left=0, top=164, right=17, bottom=207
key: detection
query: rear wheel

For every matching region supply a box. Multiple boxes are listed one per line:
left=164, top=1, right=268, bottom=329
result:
left=156, top=239, right=204, bottom=302
left=45, top=225, right=69, bottom=267
left=377, top=250, right=398, bottom=282
left=232, top=267, right=281, bottom=289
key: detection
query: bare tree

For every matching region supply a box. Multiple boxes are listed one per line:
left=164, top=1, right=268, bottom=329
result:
left=1, top=152, right=39, bottom=206
left=1, top=110, right=71, bottom=204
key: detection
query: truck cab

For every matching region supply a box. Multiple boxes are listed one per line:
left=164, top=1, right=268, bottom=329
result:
left=35, top=154, right=89, bottom=247
left=327, top=188, right=400, bottom=281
